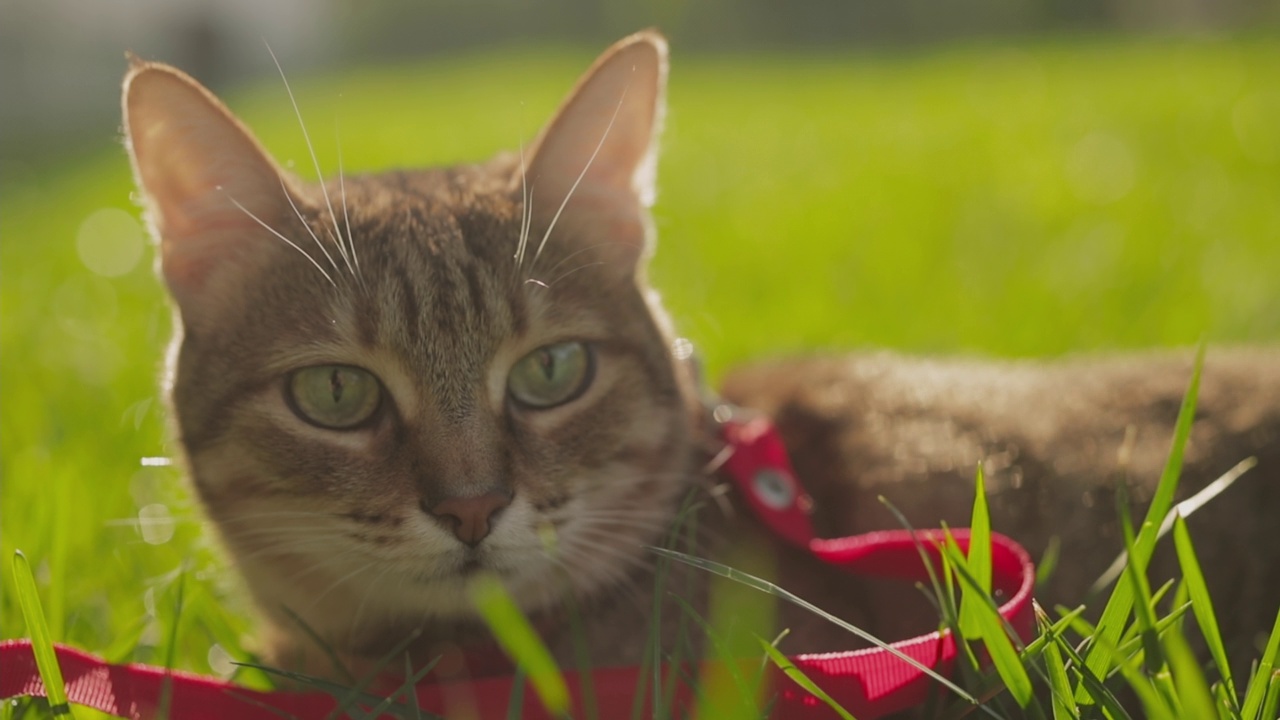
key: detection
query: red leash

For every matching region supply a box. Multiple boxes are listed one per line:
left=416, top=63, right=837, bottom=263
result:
left=2, top=416, right=1036, bottom=719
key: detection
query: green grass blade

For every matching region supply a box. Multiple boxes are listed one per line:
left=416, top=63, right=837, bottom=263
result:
left=359, top=656, right=438, bottom=720
left=281, top=605, right=358, bottom=685
left=939, top=527, right=985, bottom=674
left=1078, top=345, right=1204, bottom=702
left=959, top=464, right=993, bottom=641
left=1035, top=537, right=1061, bottom=590
left=1163, top=623, right=1217, bottom=720
left=11, top=551, right=75, bottom=718
left=224, top=690, right=305, bottom=719
left=1259, top=671, right=1280, bottom=720
left=565, top=595, right=599, bottom=720
left=1242, top=607, right=1280, bottom=720
left=1117, top=487, right=1162, bottom=674
left=650, top=546, right=982, bottom=707
left=405, top=654, right=424, bottom=720
left=1172, top=513, right=1236, bottom=704
left=757, top=637, right=857, bottom=720
left=1036, top=608, right=1078, bottom=720
left=325, top=627, right=430, bottom=719
left=1052, top=630, right=1134, bottom=720
left=1091, top=456, right=1255, bottom=597
left=669, top=594, right=757, bottom=718
left=156, top=568, right=188, bottom=720
left=936, top=604, right=1079, bottom=720
left=878, top=497, right=966, bottom=671
left=506, top=666, right=527, bottom=720
left=940, top=541, right=1033, bottom=707
left=235, top=661, right=442, bottom=720
left=1112, top=655, right=1177, bottom=720
left=1213, top=682, right=1235, bottom=719
left=469, top=573, right=569, bottom=716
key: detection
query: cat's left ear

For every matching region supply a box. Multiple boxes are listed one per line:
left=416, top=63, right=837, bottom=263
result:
left=526, top=30, right=667, bottom=219
left=122, top=56, right=296, bottom=320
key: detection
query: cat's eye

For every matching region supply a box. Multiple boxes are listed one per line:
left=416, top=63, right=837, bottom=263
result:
left=507, top=342, right=595, bottom=409
left=288, top=365, right=382, bottom=429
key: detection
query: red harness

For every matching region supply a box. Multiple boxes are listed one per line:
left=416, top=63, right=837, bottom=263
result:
left=1, top=416, right=1036, bottom=719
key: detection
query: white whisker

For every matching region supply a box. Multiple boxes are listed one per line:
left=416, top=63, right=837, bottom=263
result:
left=264, top=41, right=355, bottom=279
left=515, top=137, right=530, bottom=268
left=224, top=192, right=336, bottom=287
left=335, top=125, right=362, bottom=286
left=279, top=175, right=340, bottom=273
left=569, top=515, right=671, bottom=533
left=231, top=538, right=347, bottom=566
left=564, top=508, right=678, bottom=521
left=546, top=262, right=605, bottom=288
left=530, top=89, right=628, bottom=272
left=536, top=243, right=608, bottom=278
left=216, top=509, right=344, bottom=524
left=297, top=551, right=378, bottom=611
left=347, top=564, right=398, bottom=646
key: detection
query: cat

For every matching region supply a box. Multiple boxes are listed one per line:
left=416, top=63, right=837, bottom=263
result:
left=722, top=350, right=1280, bottom=673
left=123, top=28, right=1279, bottom=698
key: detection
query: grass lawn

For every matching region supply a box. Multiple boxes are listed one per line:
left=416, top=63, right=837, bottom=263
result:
left=2, top=33, right=1279, bottom=709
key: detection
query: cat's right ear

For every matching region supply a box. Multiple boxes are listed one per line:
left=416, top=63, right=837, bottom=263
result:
left=524, top=31, right=668, bottom=266
left=123, top=58, right=290, bottom=316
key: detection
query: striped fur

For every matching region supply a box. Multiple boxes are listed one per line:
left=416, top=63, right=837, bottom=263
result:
left=125, top=32, right=710, bottom=674
left=124, top=30, right=1280, bottom=689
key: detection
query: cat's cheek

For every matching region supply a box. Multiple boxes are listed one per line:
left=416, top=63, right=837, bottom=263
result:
left=184, top=443, right=276, bottom=503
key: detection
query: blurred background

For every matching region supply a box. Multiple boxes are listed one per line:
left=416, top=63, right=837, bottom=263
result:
left=2, top=0, right=1279, bottom=681
left=4, top=0, right=1279, bottom=166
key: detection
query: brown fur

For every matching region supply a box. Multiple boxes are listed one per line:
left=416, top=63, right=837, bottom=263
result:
left=724, top=350, right=1280, bottom=671
left=123, top=30, right=1279, bottom=698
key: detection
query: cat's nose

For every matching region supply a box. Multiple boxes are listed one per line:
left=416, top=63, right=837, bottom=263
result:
left=426, top=490, right=513, bottom=547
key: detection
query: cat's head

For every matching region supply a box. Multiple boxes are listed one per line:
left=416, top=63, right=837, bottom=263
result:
left=123, top=31, right=700, bottom=654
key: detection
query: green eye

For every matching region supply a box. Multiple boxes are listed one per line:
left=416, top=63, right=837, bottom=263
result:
left=508, top=342, right=594, bottom=409
left=288, top=365, right=381, bottom=429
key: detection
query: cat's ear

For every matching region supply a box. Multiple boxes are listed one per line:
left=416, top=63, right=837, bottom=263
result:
left=527, top=30, right=667, bottom=214
left=123, top=57, right=292, bottom=313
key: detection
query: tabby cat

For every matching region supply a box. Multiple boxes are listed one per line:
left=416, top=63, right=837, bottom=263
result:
left=123, top=30, right=1279, bottom=690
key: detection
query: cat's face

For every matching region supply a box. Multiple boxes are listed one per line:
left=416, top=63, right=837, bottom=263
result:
left=123, top=32, right=698, bottom=653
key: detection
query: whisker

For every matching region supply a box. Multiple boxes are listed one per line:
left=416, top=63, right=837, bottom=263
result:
left=546, top=261, right=605, bottom=288
left=535, top=243, right=609, bottom=279
left=558, top=531, right=656, bottom=565
left=264, top=41, right=355, bottom=279
left=215, top=510, right=343, bottom=524
left=550, top=546, right=655, bottom=611
left=213, top=507, right=368, bottom=525
left=555, top=555, right=651, bottom=619
left=231, top=539, right=349, bottom=566
left=220, top=525, right=336, bottom=538
left=530, top=88, right=629, bottom=273
left=335, top=124, right=362, bottom=287
left=299, top=557, right=377, bottom=614
left=566, top=527, right=665, bottom=550
left=563, top=508, right=679, bottom=521
left=347, top=564, right=398, bottom=646
left=515, top=136, right=530, bottom=268
left=568, top=516, right=671, bottom=534
left=224, top=193, right=335, bottom=287
left=227, top=533, right=357, bottom=568
left=279, top=175, right=340, bottom=273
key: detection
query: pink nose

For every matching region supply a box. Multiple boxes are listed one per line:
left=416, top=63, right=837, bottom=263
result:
left=428, top=491, right=512, bottom=547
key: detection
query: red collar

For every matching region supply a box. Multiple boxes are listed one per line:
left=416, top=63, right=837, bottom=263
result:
left=1, top=415, right=1036, bottom=719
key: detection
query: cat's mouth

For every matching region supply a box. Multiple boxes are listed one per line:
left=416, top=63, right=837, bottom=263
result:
left=422, top=546, right=511, bottom=581
left=458, top=555, right=484, bottom=576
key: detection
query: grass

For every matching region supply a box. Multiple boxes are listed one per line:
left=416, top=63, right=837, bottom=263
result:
left=2, top=33, right=1280, bottom=717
